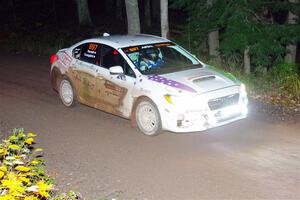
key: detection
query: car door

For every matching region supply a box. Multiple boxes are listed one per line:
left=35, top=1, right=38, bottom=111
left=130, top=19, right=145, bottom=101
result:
left=68, top=42, right=101, bottom=106
left=95, top=44, right=136, bottom=118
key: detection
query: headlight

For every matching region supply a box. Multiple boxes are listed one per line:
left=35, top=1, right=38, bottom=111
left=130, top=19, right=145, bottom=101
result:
left=240, top=83, right=247, bottom=97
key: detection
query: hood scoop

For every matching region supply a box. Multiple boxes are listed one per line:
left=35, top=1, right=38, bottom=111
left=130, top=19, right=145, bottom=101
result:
left=192, top=75, right=216, bottom=83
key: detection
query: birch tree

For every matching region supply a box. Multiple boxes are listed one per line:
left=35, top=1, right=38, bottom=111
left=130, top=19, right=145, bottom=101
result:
left=125, top=0, right=141, bottom=34
left=160, top=0, right=169, bottom=38
left=74, top=0, right=92, bottom=26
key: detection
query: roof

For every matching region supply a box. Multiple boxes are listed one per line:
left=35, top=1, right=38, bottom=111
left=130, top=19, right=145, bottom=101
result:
left=80, top=34, right=170, bottom=49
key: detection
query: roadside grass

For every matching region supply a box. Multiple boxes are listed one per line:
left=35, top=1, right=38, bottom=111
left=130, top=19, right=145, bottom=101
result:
left=239, top=67, right=300, bottom=110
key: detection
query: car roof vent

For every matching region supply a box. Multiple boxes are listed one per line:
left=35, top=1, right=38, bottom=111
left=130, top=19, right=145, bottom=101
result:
left=103, top=33, right=110, bottom=37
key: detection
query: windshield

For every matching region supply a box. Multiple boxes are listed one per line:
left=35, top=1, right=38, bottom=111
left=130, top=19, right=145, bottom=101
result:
left=122, top=42, right=202, bottom=75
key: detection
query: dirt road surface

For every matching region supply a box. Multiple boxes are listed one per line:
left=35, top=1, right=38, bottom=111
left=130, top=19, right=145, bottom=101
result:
left=0, top=53, right=299, bottom=200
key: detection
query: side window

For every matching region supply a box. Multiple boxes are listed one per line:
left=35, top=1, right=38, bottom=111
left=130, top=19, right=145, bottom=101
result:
left=79, top=43, right=100, bottom=65
left=124, top=63, right=136, bottom=78
left=101, top=45, right=136, bottom=78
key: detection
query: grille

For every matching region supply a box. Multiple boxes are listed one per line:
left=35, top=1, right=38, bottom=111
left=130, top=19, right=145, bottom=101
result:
left=208, top=93, right=239, bottom=110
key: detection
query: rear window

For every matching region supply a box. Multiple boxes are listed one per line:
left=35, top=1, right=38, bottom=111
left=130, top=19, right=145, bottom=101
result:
left=73, top=43, right=101, bottom=65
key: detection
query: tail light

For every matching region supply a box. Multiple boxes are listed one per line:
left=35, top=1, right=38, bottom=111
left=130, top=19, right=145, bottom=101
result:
left=50, top=54, right=57, bottom=64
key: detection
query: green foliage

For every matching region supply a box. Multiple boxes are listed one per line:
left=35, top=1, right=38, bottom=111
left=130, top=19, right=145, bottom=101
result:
left=269, top=62, right=300, bottom=100
left=172, top=0, right=300, bottom=107
left=0, top=128, right=81, bottom=200
left=171, top=0, right=300, bottom=70
left=1, top=26, right=105, bottom=55
left=3, top=30, right=75, bottom=55
left=235, top=62, right=300, bottom=108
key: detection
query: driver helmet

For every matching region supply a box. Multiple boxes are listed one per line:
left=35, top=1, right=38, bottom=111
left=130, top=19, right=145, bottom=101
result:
left=142, top=48, right=159, bottom=62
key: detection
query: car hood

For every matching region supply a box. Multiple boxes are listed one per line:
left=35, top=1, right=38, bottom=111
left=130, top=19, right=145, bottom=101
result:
left=147, top=66, right=238, bottom=94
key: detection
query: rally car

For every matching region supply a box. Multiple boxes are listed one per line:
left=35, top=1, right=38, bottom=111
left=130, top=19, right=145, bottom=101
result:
left=50, top=34, right=248, bottom=135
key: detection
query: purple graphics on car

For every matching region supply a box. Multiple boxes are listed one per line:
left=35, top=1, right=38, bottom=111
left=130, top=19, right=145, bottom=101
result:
left=148, top=74, right=196, bottom=93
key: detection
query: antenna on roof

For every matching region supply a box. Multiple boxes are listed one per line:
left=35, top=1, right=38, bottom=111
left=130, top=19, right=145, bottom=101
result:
left=103, top=33, right=110, bottom=37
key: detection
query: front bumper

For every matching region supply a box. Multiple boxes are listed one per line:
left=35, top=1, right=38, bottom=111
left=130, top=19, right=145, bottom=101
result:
left=158, top=94, right=248, bottom=133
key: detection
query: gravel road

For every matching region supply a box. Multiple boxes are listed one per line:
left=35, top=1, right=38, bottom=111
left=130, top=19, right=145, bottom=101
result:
left=0, top=53, right=299, bottom=200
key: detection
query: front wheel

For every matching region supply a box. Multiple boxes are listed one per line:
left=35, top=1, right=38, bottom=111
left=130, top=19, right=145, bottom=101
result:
left=136, top=99, right=162, bottom=136
left=59, top=79, right=76, bottom=107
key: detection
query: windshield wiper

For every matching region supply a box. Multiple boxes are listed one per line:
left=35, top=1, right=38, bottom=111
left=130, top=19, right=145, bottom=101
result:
left=181, top=63, right=203, bottom=70
left=143, top=63, right=202, bottom=75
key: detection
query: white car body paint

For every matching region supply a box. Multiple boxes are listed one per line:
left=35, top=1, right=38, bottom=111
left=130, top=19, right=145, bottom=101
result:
left=51, top=34, right=248, bottom=133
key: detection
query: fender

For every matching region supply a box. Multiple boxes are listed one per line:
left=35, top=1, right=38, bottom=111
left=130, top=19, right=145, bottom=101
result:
left=50, top=67, right=63, bottom=92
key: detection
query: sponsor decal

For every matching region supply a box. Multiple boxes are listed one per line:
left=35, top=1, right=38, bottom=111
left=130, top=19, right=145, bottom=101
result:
left=61, top=52, right=72, bottom=66
left=117, top=74, right=126, bottom=81
left=148, top=75, right=196, bottom=93
left=83, top=53, right=96, bottom=58
left=154, top=43, right=172, bottom=47
left=141, top=45, right=154, bottom=49
left=88, top=43, right=98, bottom=51
left=122, top=42, right=174, bottom=53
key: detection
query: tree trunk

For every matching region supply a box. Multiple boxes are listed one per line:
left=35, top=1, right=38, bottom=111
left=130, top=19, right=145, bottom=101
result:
left=52, top=0, right=58, bottom=26
left=8, top=0, right=17, bottom=25
left=208, top=30, right=221, bottom=64
left=74, top=0, right=92, bottom=26
left=244, top=47, right=251, bottom=75
left=207, top=0, right=221, bottom=64
left=104, top=0, right=114, bottom=16
left=145, top=0, right=151, bottom=28
left=116, top=0, right=123, bottom=21
left=285, top=0, right=298, bottom=63
left=152, top=0, right=160, bottom=24
left=160, top=0, right=169, bottom=38
left=125, top=0, right=141, bottom=34
left=286, top=45, right=297, bottom=63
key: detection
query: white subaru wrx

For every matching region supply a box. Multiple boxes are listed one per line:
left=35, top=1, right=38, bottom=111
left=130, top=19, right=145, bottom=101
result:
left=50, top=34, right=248, bottom=135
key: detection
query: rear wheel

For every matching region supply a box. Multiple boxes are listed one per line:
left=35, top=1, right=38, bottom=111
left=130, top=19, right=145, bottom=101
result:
left=59, top=79, right=76, bottom=107
left=136, top=99, right=162, bottom=136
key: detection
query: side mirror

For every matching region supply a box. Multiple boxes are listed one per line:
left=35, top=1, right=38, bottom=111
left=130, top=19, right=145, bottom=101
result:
left=109, top=66, right=124, bottom=75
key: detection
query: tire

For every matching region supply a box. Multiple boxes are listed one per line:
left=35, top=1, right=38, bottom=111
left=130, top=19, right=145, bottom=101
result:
left=59, top=78, right=76, bottom=107
left=135, top=99, right=162, bottom=136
